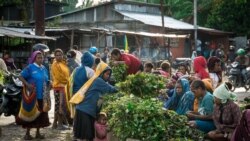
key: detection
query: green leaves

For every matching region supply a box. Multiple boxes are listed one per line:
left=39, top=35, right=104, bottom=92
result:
left=207, top=0, right=250, bottom=36
left=116, top=73, right=167, bottom=98
left=103, top=96, right=204, bottom=141
left=102, top=69, right=203, bottom=140
left=0, top=70, right=5, bottom=85
left=110, top=63, right=128, bottom=83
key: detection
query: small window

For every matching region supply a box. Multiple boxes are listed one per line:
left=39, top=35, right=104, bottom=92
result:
left=165, top=38, right=179, bottom=47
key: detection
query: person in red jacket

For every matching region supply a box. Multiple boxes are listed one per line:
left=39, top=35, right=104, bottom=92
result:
left=111, top=48, right=143, bottom=75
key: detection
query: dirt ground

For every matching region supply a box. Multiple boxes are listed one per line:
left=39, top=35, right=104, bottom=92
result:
left=0, top=91, right=73, bottom=141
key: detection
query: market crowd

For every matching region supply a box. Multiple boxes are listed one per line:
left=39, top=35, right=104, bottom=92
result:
left=0, top=43, right=249, bottom=141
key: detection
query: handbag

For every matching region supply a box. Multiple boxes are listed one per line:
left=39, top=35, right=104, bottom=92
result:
left=43, top=82, right=51, bottom=112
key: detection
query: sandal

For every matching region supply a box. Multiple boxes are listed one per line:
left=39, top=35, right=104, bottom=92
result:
left=24, top=134, right=33, bottom=140
left=35, top=134, right=45, bottom=139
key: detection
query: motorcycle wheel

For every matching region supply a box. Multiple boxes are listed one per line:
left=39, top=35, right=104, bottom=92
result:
left=228, top=77, right=237, bottom=92
left=230, top=85, right=236, bottom=92
left=244, top=85, right=250, bottom=92
left=0, top=95, right=5, bottom=115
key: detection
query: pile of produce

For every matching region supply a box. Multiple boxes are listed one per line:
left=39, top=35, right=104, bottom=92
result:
left=116, top=73, right=167, bottom=98
left=110, top=63, right=127, bottom=83
left=103, top=73, right=204, bottom=141
left=103, top=96, right=203, bottom=141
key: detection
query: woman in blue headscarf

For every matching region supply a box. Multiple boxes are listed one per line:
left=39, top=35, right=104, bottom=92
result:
left=164, top=78, right=195, bottom=115
left=65, top=51, right=95, bottom=119
left=72, top=51, right=95, bottom=94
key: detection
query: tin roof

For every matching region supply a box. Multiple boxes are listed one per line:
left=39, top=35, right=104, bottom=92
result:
left=0, top=27, right=56, bottom=40
left=117, top=11, right=194, bottom=30
left=112, top=29, right=188, bottom=38
left=117, top=11, right=232, bottom=35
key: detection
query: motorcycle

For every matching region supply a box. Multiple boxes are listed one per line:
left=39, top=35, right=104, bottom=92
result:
left=172, top=57, right=191, bottom=71
left=225, top=61, right=232, bottom=76
left=228, top=61, right=250, bottom=92
left=0, top=72, right=22, bottom=117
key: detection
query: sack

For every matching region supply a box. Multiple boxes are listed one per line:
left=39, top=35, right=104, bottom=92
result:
left=43, top=84, right=51, bottom=112
left=69, top=92, right=85, bottom=104
left=43, top=97, right=51, bottom=112
left=18, top=86, right=41, bottom=122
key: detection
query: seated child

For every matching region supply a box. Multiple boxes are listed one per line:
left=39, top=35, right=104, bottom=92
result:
left=144, top=62, right=154, bottom=73
left=94, top=112, right=108, bottom=141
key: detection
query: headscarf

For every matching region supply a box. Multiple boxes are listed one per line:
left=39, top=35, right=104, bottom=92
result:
left=164, top=78, right=190, bottom=110
left=213, top=83, right=237, bottom=104
left=69, top=61, right=109, bottom=105
left=99, top=66, right=112, bottom=81
left=29, top=51, right=42, bottom=64
left=193, top=56, right=209, bottom=79
left=81, top=51, right=94, bottom=67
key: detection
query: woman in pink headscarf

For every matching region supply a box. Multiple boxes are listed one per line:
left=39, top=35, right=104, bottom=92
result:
left=193, top=56, right=210, bottom=79
left=17, top=51, right=50, bottom=140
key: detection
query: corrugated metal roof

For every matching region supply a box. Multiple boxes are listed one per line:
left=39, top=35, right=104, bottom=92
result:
left=117, top=11, right=194, bottom=30
left=113, top=29, right=188, bottom=38
left=117, top=11, right=232, bottom=35
left=0, top=27, right=56, bottom=40
left=45, top=28, right=91, bottom=32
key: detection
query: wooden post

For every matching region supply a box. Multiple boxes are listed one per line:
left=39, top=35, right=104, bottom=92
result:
left=34, top=0, right=45, bottom=36
left=70, top=30, right=74, bottom=49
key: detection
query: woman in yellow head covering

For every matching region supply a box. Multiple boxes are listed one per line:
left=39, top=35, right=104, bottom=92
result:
left=70, top=61, right=117, bottom=141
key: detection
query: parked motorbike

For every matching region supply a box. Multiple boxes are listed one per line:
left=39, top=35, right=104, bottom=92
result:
left=228, top=61, right=250, bottom=92
left=225, top=61, right=232, bottom=76
left=0, top=72, right=22, bottom=117
left=172, top=57, right=191, bottom=72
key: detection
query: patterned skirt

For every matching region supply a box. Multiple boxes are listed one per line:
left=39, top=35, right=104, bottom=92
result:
left=16, top=99, right=50, bottom=128
left=54, top=87, right=72, bottom=124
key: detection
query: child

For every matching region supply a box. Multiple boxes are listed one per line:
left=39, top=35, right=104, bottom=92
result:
left=94, top=112, right=108, bottom=141
left=143, top=62, right=154, bottom=73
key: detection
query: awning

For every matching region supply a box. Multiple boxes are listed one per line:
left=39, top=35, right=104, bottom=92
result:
left=45, top=28, right=91, bottom=32
left=112, top=29, right=188, bottom=38
left=0, top=27, right=56, bottom=40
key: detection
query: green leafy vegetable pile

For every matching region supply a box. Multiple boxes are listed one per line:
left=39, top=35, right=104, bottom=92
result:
left=116, top=73, right=167, bottom=98
left=110, top=63, right=127, bottom=83
left=103, top=73, right=204, bottom=141
left=103, top=96, right=203, bottom=141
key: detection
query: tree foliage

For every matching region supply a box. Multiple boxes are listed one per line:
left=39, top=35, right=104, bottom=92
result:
left=206, top=0, right=250, bottom=36
left=0, top=0, right=22, bottom=6
left=78, top=0, right=94, bottom=9
left=60, top=0, right=78, bottom=12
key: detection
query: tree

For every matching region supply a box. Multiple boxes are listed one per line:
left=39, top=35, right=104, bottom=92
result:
left=60, top=0, right=78, bottom=12
left=206, top=0, right=250, bottom=36
left=0, top=0, right=22, bottom=6
left=0, top=0, right=32, bottom=25
left=78, top=0, right=94, bottom=9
